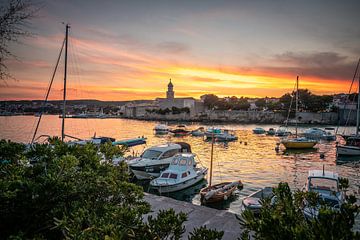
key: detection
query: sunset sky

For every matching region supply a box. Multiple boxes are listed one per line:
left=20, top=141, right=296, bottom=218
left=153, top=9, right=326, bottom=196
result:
left=1, top=0, right=360, bottom=100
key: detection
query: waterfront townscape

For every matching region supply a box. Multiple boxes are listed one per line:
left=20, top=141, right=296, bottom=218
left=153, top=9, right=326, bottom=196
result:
left=1, top=0, right=360, bottom=239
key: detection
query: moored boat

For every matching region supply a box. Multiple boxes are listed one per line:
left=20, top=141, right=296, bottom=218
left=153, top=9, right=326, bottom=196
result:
left=154, top=124, right=169, bottom=134
left=336, top=59, right=360, bottom=158
left=191, top=127, right=205, bottom=137
left=303, top=127, right=326, bottom=139
left=242, top=187, right=274, bottom=214
left=150, top=153, right=208, bottom=193
left=205, top=128, right=238, bottom=141
left=281, top=137, right=317, bottom=149
left=303, top=168, right=344, bottom=219
left=128, top=142, right=191, bottom=180
left=170, top=125, right=190, bottom=136
left=253, top=127, right=266, bottom=134
left=281, top=76, right=317, bottom=149
left=266, top=128, right=276, bottom=136
left=200, top=130, right=242, bottom=204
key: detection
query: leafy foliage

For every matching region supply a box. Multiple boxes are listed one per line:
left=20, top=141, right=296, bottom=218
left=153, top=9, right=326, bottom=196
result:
left=188, top=226, right=224, bottom=240
left=239, top=182, right=360, bottom=240
left=0, top=0, right=39, bottom=80
left=1, top=139, right=218, bottom=239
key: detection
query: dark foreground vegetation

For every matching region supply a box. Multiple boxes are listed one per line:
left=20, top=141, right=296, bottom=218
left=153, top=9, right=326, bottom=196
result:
left=0, top=139, right=359, bottom=239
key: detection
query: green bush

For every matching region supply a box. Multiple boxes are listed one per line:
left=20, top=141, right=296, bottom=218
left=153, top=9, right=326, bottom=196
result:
left=0, top=139, right=224, bottom=239
left=239, top=182, right=360, bottom=240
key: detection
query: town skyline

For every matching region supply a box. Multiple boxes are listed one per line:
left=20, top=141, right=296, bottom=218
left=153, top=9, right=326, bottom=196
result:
left=1, top=0, right=360, bottom=101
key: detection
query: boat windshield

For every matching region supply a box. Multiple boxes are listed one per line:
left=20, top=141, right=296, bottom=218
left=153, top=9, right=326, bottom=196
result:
left=141, top=150, right=162, bottom=160
left=309, top=178, right=338, bottom=192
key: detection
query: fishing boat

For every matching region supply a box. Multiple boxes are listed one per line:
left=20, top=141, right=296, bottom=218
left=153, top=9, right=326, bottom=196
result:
left=200, top=131, right=243, bottom=204
left=303, top=127, right=326, bottom=139
left=266, top=128, right=276, bottom=136
left=112, top=137, right=147, bottom=147
left=336, top=59, right=360, bottom=157
left=242, top=187, right=274, bottom=214
left=154, top=124, right=169, bottom=134
left=169, top=125, right=190, bottom=136
left=275, top=127, right=292, bottom=136
left=191, top=127, right=205, bottom=137
left=303, top=168, right=344, bottom=219
left=204, top=128, right=238, bottom=141
left=253, top=127, right=266, bottom=134
left=281, top=76, right=317, bottom=149
left=149, top=153, right=208, bottom=193
left=322, top=127, right=336, bottom=141
left=128, top=142, right=191, bottom=180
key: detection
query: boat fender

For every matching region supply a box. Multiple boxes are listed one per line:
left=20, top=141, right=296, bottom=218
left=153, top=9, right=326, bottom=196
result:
left=205, top=190, right=217, bottom=200
left=224, top=195, right=228, bottom=200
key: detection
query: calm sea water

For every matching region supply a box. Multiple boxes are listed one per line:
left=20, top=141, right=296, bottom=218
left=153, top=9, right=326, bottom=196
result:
left=1, top=115, right=360, bottom=215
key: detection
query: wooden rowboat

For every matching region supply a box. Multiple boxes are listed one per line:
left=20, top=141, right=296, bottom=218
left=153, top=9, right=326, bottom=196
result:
left=200, top=180, right=243, bottom=204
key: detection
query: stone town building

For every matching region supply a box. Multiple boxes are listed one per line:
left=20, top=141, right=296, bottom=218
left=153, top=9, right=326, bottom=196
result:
left=155, top=79, right=204, bottom=116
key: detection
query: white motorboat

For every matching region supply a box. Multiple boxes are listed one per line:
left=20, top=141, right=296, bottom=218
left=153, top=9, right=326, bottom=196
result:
left=336, top=59, right=360, bottom=158
left=154, top=124, right=169, bottom=134
left=191, top=127, right=205, bottom=137
left=205, top=128, right=238, bottom=141
left=322, top=127, right=336, bottom=141
left=242, top=187, right=274, bottom=214
left=150, top=153, right=208, bottom=193
left=337, top=137, right=360, bottom=156
left=303, top=127, right=326, bottom=139
left=303, top=169, right=344, bottom=219
left=275, top=127, right=291, bottom=137
left=253, top=127, right=266, bottom=134
left=128, top=142, right=191, bottom=180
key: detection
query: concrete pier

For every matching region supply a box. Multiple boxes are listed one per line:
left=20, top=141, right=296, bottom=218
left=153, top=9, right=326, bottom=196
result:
left=144, top=193, right=244, bottom=239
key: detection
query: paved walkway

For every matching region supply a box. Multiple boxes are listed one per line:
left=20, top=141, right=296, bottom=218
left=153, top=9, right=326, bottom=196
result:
left=144, top=193, right=244, bottom=240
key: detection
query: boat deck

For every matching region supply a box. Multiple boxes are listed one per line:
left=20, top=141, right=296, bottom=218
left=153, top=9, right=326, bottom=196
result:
left=144, top=193, right=244, bottom=240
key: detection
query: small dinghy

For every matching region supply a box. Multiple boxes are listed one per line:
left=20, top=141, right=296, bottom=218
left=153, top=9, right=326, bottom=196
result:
left=242, top=187, right=274, bottom=214
left=200, top=180, right=243, bottom=204
left=253, top=127, right=266, bottom=134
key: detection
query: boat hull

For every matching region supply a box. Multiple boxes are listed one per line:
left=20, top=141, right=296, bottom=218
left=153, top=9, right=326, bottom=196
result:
left=130, top=163, right=170, bottom=180
left=281, top=141, right=316, bottom=149
left=151, top=170, right=207, bottom=193
left=336, top=145, right=360, bottom=156
left=200, top=181, right=243, bottom=204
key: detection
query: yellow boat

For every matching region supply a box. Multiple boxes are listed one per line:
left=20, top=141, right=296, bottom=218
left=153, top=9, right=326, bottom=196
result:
left=281, top=138, right=317, bottom=149
left=280, top=76, right=317, bottom=150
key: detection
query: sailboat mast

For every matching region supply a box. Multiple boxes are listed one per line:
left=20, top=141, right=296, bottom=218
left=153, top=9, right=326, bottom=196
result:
left=295, top=76, right=299, bottom=138
left=209, top=131, right=214, bottom=187
left=357, top=69, right=360, bottom=136
left=61, top=24, right=70, bottom=142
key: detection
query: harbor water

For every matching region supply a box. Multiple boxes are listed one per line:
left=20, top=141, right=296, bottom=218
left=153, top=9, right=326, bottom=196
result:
left=1, top=115, right=359, bottom=215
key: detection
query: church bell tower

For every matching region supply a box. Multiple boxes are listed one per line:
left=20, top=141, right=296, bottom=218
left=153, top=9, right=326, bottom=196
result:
left=166, top=79, right=174, bottom=100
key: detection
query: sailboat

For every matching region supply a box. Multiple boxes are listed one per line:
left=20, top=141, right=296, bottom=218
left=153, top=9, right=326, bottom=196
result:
left=336, top=58, right=360, bottom=157
left=31, top=25, right=146, bottom=147
left=199, top=131, right=243, bottom=204
left=281, top=76, right=317, bottom=149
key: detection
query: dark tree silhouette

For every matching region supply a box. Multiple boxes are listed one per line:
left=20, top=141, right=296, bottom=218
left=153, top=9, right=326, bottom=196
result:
left=0, top=0, right=38, bottom=80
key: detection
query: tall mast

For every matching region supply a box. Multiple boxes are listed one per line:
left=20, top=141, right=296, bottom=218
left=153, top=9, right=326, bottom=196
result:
left=209, top=131, right=214, bottom=187
left=61, top=24, right=70, bottom=142
left=295, top=76, right=299, bottom=138
left=357, top=69, right=360, bottom=136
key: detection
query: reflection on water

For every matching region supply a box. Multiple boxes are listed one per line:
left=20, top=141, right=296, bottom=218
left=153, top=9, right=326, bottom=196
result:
left=1, top=115, right=360, bottom=215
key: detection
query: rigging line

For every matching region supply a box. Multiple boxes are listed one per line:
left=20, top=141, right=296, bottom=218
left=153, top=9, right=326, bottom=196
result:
left=31, top=37, right=66, bottom=144
left=285, top=81, right=297, bottom=129
left=336, top=58, right=360, bottom=135
left=71, top=36, right=92, bottom=137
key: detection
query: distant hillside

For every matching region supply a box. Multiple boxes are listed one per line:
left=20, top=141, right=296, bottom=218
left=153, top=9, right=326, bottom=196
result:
left=0, top=99, right=154, bottom=106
